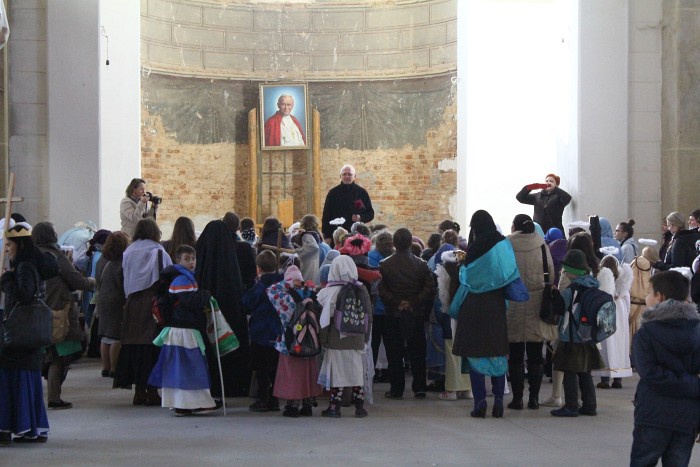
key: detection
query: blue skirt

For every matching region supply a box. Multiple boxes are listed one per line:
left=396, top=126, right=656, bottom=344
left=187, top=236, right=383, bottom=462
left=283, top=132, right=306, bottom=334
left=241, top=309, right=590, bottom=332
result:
left=0, top=368, right=49, bottom=437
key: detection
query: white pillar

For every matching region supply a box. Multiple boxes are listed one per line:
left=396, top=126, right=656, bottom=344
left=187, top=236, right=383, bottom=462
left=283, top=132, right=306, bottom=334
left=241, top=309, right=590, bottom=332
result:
left=47, top=0, right=140, bottom=234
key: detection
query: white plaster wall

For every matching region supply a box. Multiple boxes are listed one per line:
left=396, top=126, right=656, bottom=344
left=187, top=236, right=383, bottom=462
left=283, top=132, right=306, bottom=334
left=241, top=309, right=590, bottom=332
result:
left=46, top=0, right=140, bottom=234
left=457, top=0, right=634, bottom=234
left=47, top=0, right=100, bottom=233
left=576, top=0, right=629, bottom=229
left=99, top=1, right=141, bottom=232
left=628, top=0, right=662, bottom=242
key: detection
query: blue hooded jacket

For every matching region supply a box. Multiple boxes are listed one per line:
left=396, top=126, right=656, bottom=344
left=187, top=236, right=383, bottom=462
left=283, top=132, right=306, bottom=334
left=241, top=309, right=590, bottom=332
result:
left=632, top=299, right=700, bottom=434
left=242, top=272, right=284, bottom=347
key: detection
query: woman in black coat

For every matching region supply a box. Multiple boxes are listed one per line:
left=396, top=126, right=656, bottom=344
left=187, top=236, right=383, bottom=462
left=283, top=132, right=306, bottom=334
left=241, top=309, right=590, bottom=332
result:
left=516, top=173, right=572, bottom=234
left=0, top=225, right=58, bottom=444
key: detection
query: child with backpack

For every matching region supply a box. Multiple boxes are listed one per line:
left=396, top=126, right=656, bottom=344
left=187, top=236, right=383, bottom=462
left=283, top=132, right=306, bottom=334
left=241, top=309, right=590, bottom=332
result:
left=147, top=245, right=221, bottom=416
left=630, top=270, right=700, bottom=466
left=316, top=255, right=372, bottom=418
left=550, top=249, right=606, bottom=417
left=242, top=250, right=284, bottom=413
left=266, top=265, right=323, bottom=417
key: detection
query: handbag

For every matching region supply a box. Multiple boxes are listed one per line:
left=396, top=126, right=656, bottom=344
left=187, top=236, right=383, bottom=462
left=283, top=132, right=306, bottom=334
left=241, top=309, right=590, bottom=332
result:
left=0, top=264, right=53, bottom=349
left=51, top=302, right=71, bottom=344
left=504, top=276, right=529, bottom=302
left=539, top=245, right=565, bottom=325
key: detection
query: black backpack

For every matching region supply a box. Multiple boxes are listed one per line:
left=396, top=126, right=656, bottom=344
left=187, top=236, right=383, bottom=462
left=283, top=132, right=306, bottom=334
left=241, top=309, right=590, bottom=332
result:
left=333, top=282, right=372, bottom=336
left=285, top=290, right=321, bottom=357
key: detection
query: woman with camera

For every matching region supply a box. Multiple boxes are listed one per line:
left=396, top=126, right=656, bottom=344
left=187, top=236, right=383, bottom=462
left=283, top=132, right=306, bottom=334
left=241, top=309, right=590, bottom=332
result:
left=120, top=178, right=158, bottom=237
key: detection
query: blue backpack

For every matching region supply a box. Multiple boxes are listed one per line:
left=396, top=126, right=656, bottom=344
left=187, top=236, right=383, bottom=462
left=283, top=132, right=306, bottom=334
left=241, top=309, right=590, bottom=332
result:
left=569, top=284, right=617, bottom=343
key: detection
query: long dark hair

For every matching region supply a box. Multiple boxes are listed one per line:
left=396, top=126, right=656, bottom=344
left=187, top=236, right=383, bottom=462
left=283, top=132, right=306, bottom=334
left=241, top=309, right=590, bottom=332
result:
left=166, top=216, right=196, bottom=259
left=7, top=226, right=42, bottom=270
left=567, top=232, right=600, bottom=275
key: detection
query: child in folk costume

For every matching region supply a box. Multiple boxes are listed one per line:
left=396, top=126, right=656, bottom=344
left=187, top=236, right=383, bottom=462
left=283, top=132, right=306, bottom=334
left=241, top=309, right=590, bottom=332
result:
left=317, top=255, right=372, bottom=418
left=267, top=266, right=323, bottom=417
left=147, top=245, right=220, bottom=416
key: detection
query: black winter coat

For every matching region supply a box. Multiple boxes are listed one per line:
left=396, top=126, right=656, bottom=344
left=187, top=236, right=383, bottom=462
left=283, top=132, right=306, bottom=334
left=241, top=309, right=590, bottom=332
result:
left=663, top=229, right=700, bottom=268
left=516, top=185, right=572, bottom=234
left=321, top=182, right=374, bottom=240
left=0, top=252, right=59, bottom=370
left=632, top=299, right=700, bottom=434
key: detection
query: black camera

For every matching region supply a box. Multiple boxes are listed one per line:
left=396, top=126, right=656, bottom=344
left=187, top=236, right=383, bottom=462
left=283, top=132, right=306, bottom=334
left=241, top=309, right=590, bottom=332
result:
left=146, top=192, right=163, bottom=205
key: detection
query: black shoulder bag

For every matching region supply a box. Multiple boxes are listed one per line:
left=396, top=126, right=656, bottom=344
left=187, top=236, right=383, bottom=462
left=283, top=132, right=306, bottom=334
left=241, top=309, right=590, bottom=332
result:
left=1, top=263, right=53, bottom=349
left=539, top=245, right=564, bottom=325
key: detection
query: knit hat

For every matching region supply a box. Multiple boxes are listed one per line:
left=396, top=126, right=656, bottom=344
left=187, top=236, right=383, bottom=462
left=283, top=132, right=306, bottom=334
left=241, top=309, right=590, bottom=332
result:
left=284, top=265, right=303, bottom=287
left=562, top=249, right=590, bottom=276
left=642, top=246, right=660, bottom=264
left=241, top=227, right=257, bottom=245
left=544, top=227, right=564, bottom=244
left=340, top=234, right=371, bottom=256
left=545, top=173, right=561, bottom=186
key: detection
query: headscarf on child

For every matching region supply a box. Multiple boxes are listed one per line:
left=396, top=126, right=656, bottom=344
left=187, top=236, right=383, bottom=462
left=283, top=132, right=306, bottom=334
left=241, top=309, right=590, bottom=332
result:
left=317, top=255, right=360, bottom=329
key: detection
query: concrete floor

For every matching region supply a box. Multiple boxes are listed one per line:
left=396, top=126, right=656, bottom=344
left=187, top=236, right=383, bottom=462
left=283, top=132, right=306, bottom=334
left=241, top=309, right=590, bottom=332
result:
left=2, top=360, right=696, bottom=466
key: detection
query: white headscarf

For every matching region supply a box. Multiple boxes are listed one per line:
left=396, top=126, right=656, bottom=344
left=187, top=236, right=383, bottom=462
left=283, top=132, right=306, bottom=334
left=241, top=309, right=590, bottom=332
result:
left=317, top=255, right=358, bottom=328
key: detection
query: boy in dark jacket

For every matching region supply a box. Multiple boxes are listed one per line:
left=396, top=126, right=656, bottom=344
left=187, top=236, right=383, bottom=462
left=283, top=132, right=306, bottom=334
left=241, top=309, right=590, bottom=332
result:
left=242, top=250, right=284, bottom=412
left=630, top=270, right=700, bottom=466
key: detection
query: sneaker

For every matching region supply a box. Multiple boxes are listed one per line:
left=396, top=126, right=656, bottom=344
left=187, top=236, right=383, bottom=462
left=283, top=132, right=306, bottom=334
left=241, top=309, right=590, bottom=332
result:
left=550, top=406, right=579, bottom=417
left=192, top=400, right=224, bottom=415
left=282, top=406, right=300, bottom=418
left=248, top=399, right=270, bottom=413
left=48, top=400, right=73, bottom=410
left=457, top=390, right=473, bottom=400
left=438, top=391, right=457, bottom=401
left=540, top=396, right=562, bottom=407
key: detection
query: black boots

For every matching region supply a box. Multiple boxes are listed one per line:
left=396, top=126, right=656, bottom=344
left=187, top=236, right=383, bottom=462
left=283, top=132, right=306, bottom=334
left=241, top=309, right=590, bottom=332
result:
left=527, top=364, right=544, bottom=410
left=507, top=365, right=525, bottom=410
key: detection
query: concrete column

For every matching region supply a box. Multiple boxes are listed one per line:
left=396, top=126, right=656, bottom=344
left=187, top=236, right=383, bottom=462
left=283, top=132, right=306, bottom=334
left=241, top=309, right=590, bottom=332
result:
left=47, top=0, right=139, bottom=233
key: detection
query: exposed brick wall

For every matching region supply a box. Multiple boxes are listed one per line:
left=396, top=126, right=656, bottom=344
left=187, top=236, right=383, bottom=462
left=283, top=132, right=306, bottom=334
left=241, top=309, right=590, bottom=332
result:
left=141, top=99, right=456, bottom=242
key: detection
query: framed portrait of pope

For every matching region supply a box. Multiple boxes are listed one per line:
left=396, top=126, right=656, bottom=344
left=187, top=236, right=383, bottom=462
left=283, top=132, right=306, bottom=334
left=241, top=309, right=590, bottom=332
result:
left=260, top=83, right=309, bottom=151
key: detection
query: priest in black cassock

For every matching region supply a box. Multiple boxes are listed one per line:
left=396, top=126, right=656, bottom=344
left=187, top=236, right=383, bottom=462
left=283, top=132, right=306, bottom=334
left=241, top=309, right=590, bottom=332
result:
left=321, top=164, right=374, bottom=244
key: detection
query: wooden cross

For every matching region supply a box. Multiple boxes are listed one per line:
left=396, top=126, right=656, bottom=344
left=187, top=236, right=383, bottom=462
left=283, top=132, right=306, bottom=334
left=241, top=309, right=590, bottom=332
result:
left=261, top=227, right=295, bottom=268
left=0, top=173, right=24, bottom=267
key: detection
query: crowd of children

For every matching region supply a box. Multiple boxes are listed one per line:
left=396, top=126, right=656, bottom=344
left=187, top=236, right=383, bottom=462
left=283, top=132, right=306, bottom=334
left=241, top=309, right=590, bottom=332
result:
left=2, top=196, right=700, bottom=465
